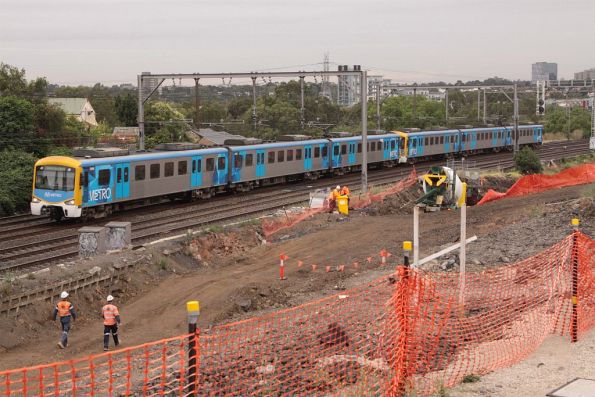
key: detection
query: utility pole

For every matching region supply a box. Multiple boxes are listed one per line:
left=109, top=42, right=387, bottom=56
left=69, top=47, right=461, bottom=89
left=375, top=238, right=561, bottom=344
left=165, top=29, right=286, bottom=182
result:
left=591, top=84, right=595, bottom=150
left=413, top=88, right=417, bottom=123
left=483, top=89, right=487, bottom=124
left=300, top=76, right=305, bottom=130
left=194, top=78, right=200, bottom=128
left=477, top=89, right=481, bottom=122
left=445, top=89, right=449, bottom=124
left=513, top=84, right=519, bottom=153
left=137, top=74, right=145, bottom=151
left=376, top=80, right=381, bottom=130
left=251, top=77, right=257, bottom=131
left=361, top=70, right=368, bottom=193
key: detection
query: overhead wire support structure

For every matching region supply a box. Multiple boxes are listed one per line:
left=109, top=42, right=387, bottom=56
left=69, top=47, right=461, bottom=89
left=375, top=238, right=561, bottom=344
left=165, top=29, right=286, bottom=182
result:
left=137, top=70, right=369, bottom=193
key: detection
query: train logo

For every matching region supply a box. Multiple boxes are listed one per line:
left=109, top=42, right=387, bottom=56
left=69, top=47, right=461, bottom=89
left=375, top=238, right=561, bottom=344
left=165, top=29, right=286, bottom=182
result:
left=89, top=187, right=112, bottom=203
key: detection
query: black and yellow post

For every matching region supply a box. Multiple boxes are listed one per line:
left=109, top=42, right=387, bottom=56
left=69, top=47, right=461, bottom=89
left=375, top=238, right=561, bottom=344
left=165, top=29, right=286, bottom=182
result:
left=570, top=218, right=579, bottom=343
left=403, top=241, right=412, bottom=268
left=187, top=301, right=200, bottom=395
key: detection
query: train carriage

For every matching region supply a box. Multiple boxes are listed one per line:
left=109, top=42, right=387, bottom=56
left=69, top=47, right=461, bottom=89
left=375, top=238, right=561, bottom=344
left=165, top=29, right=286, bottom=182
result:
left=329, top=133, right=402, bottom=171
left=229, top=139, right=330, bottom=187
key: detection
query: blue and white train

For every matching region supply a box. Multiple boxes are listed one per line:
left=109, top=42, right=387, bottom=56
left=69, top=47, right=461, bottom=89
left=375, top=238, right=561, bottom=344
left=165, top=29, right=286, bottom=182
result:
left=31, top=125, right=543, bottom=220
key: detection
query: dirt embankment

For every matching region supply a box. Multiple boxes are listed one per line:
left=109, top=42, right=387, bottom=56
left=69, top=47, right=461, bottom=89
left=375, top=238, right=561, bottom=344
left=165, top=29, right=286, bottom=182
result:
left=0, top=181, right=593, bottom=378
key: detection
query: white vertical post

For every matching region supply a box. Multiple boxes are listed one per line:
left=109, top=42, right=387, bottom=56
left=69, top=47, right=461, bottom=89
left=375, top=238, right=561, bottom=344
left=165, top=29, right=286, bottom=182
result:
left=459, top=204, right=467, bottom=305
left=137, top=74, right=145, bottom=151
left=413, top=205, right=420, bottom=267
left=361, top=70, right=368, bottom=194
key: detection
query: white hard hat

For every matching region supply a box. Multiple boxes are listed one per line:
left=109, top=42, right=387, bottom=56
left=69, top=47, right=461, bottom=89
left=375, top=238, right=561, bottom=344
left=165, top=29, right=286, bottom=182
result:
left=336, top=185, right=341, bottom=190
left=60, top=291, right=69, bottom=299
left=106, top=295, right=114, bottom=302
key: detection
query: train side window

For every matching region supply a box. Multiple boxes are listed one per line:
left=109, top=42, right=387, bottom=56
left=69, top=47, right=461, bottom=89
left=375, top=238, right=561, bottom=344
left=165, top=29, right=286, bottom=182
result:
left=341, top=144, right=347, bottom=155
left=98, top=169, right=110, bottom=185
left=357, top=143, right=362, bottom=153
left=412, top=139, right=417, bottom=148
left=218, top=157, right=226, bottom=170
left=178, top=161, right=187, bottom=175
left=164, top=162, right=174, bottom=177
left=150, top=164, right=160, bottom=179
left=424, top=137, right=428, bottom=145
left=295, top=149, right=302, bottom=160
left=391, top=140, right=396, bottom=150
left=287, top=149, right=293, bottom=161
left=321, top=146, right=327, bottom=157
left=277, top=151, right=284, bottom=162
left=314, top=146, right=320, bottom=158
left=197, top=159, right=202, bottom=172
left=117, top=168, right=122, bottom=183
left=245, top=154, right=253, bottom=166
left=206, top=158, right=215, bottom=171
left=233, top=154, right=242, bottom=168
left=135, top=165, right=145, bottom=181
left=268, top=151, right=275, bottom=164
left=438, top=136, right=443, bottom=144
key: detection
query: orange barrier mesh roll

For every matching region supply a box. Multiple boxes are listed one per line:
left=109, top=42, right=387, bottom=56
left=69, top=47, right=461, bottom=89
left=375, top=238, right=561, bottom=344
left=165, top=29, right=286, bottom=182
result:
left=0, top=232, right=592, bottom=396
left=478, top=163, right=595, bottom=205
left=262, top=169, right=419, bottom=237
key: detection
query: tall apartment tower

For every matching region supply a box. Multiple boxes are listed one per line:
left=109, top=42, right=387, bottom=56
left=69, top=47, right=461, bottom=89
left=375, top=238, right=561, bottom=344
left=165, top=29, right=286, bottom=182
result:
left=531, top=62, right=557, bottom=82
left=337, top=65, right=361, bottom=107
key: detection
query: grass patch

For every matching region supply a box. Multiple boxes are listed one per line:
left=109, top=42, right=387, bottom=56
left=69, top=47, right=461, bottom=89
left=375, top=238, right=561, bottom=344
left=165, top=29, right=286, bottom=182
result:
left=462, top=374, right=481, bottom=383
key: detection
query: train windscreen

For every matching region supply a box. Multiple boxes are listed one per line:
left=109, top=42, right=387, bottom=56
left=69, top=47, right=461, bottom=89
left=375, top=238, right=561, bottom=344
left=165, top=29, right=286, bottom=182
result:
left=35, top=165, right=75, bottom=191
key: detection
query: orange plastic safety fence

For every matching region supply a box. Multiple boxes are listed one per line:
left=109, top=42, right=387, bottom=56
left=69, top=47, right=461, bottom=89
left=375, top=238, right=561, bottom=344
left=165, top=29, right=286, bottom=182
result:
left=478, top=163, right=595, bottom=205
left=1, top=232, right=592, bottom=397
left=261, top=169, right=418, bottom=237
left=351, top=168, right=418, bottom=210
left=261, top=207, right=326, bottom=237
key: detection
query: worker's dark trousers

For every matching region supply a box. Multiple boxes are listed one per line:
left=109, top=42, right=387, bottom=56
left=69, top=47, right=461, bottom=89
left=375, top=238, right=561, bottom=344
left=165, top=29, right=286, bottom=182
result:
left=104, top=324, right=119, bottom=349
left=60, top=316, right=71, bottom=347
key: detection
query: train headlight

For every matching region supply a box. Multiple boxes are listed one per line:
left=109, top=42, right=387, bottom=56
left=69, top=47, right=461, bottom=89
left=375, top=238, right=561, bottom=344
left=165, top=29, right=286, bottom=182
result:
left=65, top=199, right=75, bottom=206
left=31, top=197, right=41, bottom=203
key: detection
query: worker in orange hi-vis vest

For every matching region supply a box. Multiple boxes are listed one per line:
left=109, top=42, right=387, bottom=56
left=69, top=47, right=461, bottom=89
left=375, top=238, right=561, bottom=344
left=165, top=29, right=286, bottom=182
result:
left=102, top=295, right=121, bottom=351
left=52, top=291, right=76, bottom=349
left=340, top=185, right=351, bottom=206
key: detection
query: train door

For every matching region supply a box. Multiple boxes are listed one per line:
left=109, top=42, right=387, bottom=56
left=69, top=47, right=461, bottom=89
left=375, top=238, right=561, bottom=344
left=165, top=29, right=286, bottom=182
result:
left=231, top=151, right=245, bottom=183
left=256, top=150, right=265, bottom=177
left=191, top=156, right=202, bottom=187
left=383, top=139, right=390, bottom=160
left=214, top=154, right=227, bottom=185
left=320, top=144, right=329, bottom=169
left=304, top=145, right=312, bottom=170
left=348, top=142, right=356, bottom=164
left=114, top=163, right=130, bottom=200
left=533, top=126, right=542, bottom=143
left=470, top=131, right=477, bottom=150
left=86, top=164, right=113, bottom=205
left=332, top=142, right=341, bottom=167
left=409, top=137, right=418, bottom=157
left=505, top=128, right=512, bottom=147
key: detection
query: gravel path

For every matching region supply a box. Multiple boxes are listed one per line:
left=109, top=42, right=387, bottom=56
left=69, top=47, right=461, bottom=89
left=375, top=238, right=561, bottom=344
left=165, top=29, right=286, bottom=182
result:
left=449, top=329, right=595, bottom=396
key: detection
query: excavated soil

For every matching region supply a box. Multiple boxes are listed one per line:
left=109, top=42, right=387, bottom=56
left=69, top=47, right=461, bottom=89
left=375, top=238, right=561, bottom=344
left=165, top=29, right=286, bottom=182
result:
left=0, top=180, right=593, bottom=390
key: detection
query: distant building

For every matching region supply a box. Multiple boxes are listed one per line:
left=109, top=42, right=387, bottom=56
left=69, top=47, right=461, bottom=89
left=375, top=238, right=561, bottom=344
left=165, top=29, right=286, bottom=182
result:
left=190, top=128, right=246, bottom=147
left=337, top=65, right=361, bottom=107
left=532, top=62, right=558, bottom=82
left=367, top=76, right=393, bottom=100
left=141, top=72, right=162, bottom=98
left=112, top=127, right=140, bottom=143
left=48, top=98, right=98, bottom=127
left=574, top=68, right=595, bottom=80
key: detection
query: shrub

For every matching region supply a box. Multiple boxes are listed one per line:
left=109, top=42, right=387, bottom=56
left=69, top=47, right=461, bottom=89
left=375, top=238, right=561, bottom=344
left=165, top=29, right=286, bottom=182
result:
left=0, top=149, right=37, bottom=215
left=514, top=147, right=543, bottom=175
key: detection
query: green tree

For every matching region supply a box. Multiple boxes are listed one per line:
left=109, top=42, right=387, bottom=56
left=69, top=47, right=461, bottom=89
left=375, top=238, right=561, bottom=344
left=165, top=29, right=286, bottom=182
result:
left=514, top=146, right=543, bottom=174
left=144, top=101, right=189, bottom=146
left=0, top=63, right=47, bottom=100
left=0, top=96, right=36, bottom=151
left=227, top=98, right=252, bottom=119
left=200, top=101, right=227, bottom=123
left=114, top=93, right=138, bottom=126
left=0, top=149, right=37, bottom=215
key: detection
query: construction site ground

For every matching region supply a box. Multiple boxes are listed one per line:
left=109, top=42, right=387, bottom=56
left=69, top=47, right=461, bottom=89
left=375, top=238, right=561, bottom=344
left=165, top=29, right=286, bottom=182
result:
left=1, top=177, right=594, bottom=396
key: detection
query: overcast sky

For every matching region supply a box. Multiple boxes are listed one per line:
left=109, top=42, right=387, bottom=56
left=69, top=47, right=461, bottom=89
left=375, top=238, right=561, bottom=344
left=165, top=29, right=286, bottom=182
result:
left=1, top=0, right=593, bottom=86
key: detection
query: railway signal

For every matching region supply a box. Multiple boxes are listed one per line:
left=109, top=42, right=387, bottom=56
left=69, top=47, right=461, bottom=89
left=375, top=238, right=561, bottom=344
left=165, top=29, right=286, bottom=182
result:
left=538, top=99, right=545, bottom=115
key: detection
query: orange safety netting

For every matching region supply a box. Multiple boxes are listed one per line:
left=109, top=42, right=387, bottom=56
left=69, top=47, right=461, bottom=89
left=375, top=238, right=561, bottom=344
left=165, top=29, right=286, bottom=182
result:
left=478, top=163, right=595, bottom=205
left=261, top=169, right=418, bottom=237
left=1, top=231, right=593, bottom=397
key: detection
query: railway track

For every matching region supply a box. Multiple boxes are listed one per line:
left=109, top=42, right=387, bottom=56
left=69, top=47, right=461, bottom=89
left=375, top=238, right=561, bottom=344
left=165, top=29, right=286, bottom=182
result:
left=0, top=139, right=591, bottom=274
